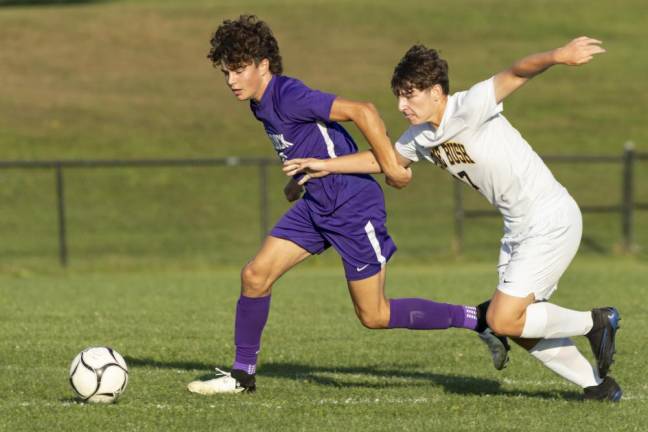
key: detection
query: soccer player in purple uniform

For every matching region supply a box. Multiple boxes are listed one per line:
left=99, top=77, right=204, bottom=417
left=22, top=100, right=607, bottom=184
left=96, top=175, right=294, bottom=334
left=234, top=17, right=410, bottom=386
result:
left=187, top=15, right=508, bottom=395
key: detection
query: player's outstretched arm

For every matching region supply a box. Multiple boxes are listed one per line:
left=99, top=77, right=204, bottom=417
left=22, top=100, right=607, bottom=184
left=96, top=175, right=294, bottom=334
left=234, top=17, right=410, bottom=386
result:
left=328, top=97, right=411, bottom=188
left=493, top=36, right=606, bottom=103
left=283, top=151, right=412, bottom=187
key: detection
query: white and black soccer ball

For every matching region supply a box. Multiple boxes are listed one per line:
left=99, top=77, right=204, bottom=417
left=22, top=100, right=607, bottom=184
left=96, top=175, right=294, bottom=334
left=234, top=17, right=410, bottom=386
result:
left=69, top=347, right=129, bottom=403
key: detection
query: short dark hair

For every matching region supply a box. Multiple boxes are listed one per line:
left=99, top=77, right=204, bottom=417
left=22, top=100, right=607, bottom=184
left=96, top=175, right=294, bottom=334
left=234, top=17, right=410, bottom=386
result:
left=208, top=15, right=283, bottom=75
left=391, top=45, right=449, bottom=96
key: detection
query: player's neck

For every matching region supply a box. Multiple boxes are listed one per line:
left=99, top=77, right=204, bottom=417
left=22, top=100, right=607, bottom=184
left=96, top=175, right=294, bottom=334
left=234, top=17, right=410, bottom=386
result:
left=252, top=73, right=274, bottom=102
left=427, top=96, right=448, bottom=128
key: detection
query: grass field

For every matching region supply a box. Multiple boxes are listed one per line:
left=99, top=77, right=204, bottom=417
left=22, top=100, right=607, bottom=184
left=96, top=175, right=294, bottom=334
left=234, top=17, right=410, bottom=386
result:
left=1, top=0, right=647, bottom=430
left=2, top=260, right=647, bottom=431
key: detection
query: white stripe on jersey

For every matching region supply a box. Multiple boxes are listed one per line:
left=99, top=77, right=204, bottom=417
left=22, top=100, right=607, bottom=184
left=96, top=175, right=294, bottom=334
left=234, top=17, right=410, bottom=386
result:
left=317, top=121, right=337, bottom=158
left=364, top=221, right=386, bottom=264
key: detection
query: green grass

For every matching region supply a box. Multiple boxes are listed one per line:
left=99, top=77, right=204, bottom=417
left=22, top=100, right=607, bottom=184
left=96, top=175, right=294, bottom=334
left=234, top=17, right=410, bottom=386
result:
left=0, top=2, right=647, bottom=428
left=2, top=260, right=647, bottom=431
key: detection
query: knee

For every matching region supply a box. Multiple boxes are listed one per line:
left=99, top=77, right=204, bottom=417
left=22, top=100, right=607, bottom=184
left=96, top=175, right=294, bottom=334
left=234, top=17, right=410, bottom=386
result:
left=486, top=315, right=508, bottom=336
left=486, top=308, right=523, bottom=337
left=240, top=262, right=272, bottom=297
left=357, top=310, right=389, bottom=330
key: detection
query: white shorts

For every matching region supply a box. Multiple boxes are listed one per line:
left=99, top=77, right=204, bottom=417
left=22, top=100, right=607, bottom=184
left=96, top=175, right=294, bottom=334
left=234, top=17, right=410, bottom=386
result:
left=497, top=194, right=582, bottom=301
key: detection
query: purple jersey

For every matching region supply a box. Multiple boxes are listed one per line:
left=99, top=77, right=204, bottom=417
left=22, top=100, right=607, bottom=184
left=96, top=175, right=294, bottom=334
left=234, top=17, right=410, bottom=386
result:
left=251, top=75, right=377, bottom=214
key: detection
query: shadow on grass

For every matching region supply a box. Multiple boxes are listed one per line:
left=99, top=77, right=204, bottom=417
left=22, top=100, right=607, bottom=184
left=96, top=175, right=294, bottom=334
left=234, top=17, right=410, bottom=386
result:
left=0, top=0, right=108, bottom=6
left=60, top=397, right=79, bottom=403
left=124, top=356, right=582, bottom=401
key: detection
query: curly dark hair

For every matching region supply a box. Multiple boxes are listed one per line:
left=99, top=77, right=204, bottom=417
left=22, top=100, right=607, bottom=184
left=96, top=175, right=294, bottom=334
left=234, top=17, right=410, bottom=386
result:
left=207, top=15, right=283, bottom=75
left=391, top=45, right=449, bottom=96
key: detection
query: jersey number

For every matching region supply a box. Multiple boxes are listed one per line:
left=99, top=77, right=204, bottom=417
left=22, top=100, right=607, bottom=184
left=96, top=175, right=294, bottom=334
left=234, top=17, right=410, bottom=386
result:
left=455, top=170, right=480, bottom=191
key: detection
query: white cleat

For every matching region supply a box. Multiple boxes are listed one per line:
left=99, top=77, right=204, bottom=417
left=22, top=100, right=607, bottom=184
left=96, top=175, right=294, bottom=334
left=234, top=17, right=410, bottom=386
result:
left=187, top=368, right=248, bottom=395
left=478, top=328, right=510, bottom=370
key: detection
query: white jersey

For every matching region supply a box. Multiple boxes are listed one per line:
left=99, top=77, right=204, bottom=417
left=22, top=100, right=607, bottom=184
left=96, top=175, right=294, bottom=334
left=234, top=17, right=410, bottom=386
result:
left=395, top=77, right=567, bottom=238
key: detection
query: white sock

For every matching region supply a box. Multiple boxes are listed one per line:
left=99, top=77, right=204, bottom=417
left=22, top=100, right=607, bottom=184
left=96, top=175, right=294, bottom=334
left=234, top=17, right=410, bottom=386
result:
left=530, top=338, right=601, bottom=388
left=521, top=302, right=593, bottom=339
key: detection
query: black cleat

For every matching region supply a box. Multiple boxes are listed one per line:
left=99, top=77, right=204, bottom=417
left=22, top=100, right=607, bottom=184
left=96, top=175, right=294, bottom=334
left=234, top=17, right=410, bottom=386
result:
left=586, top=307, right=620, bottom=378
left=583, top=376, right=623, bottom=402
left=475, top=300, right=511, bottom=370
left=231, top=369, right=257, bottom=393
left=478, top=328, right=511, bottom=370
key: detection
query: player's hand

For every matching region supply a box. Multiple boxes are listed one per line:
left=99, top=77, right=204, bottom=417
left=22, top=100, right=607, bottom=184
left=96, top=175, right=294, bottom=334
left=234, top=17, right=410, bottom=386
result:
left=385, top=166, right=412, bottom=189
left=554, top=36, right=606, bottom=66
left=283, top=158, right=331, bottom=185
left=283, top=180, right=303, bottom=202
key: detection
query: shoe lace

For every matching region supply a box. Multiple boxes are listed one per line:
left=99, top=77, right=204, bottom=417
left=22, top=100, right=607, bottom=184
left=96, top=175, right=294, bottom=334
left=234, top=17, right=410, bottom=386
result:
left=214, top=367, right=232, bottom=378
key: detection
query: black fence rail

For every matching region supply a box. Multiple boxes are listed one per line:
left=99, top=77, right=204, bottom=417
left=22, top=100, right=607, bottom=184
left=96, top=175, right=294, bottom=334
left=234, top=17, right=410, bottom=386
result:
left=452, top=143, right=647, bottom=254
left=0, top=157, right=279, bottom=266
left=1, top=145, right=645, bottom=266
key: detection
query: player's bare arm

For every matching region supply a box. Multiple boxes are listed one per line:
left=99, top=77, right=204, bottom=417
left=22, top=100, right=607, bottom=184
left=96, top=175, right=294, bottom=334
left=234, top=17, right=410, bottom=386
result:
left=493, top=36, right=605, bottom=103
left=329, top=97, right=411, bottom=188
left=283, top=151, right=412, bottom=186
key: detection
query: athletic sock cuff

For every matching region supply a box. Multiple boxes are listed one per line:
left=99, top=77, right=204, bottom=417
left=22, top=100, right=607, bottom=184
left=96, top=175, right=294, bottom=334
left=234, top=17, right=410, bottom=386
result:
left=521, top=302, right=549, bottom=338
left=238, top=294, right=271, bottom=309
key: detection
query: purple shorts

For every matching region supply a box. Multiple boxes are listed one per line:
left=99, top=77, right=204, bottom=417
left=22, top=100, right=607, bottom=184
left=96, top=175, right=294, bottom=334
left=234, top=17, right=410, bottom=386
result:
left=271, top=184, right=397, bottom=281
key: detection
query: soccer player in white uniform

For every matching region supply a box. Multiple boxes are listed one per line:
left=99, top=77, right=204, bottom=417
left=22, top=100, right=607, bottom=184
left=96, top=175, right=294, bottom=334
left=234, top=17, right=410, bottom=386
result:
left=284, top=36, right=622, bottom=401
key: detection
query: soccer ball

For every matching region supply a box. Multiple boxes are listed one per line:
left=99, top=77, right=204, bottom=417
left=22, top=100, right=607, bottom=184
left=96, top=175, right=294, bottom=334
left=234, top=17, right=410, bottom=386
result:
left=69, top=347, right=129, bottom=403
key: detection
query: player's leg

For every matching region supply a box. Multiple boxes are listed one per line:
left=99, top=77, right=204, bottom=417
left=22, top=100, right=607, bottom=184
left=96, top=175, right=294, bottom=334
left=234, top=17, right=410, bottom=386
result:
left=231, top=199, right=329, bottom=385
left=187, top=235, right=312, bottom=395
left=487, top=199, right=619, bottom=379
left=232, top=235, right=312, bottom=378
left=326, top=183, right=509, bottom=368
left=499, top=295, right=621, bottom=400
left=346, top=265, right=389, bottom=328
left=347, top=267, right=477, bottom=331
left=325, top=182, right=479, bottom=331
left=499, top=320, right=621, bottom=401
left=530, top=335, right=618, bottom=401
left=494, top=296, right=612, bottom=396
left=509, top=334, right=620, bottom=400
left=487, top=290, right=594, bottom=338
left=345, top=266, right=510, bottom=369
left=494, top=292, right=622, bottom=400
left=486, top=215, right=590, bottom=338
left=488, top=199, right=621, bottom=399
left=324, top=183, right=478, bottom=332
left=188, top=201, right=326, bottom=395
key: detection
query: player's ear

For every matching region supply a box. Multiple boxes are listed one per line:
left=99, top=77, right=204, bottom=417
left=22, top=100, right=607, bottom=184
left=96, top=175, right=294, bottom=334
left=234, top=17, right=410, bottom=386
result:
left=431, top=84, right=443, bottom=100
left=259, top=58, right=270, bottom=75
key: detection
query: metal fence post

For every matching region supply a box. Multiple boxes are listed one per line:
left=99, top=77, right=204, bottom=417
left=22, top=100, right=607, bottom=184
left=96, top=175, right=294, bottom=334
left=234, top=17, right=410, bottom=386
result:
left=259, top=160, right=269, bottom=243
left=621, top=141, right=635, bottom=252
left=453, top=179, right=464, bottom=255
left=55, top=163, right=68, bottom=267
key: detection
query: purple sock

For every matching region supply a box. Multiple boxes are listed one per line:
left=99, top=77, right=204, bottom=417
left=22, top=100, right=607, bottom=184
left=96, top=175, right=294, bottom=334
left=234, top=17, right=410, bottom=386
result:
left=232, top=295, right=271, bottom=375
left=388, top=298, right=478, bottom=330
